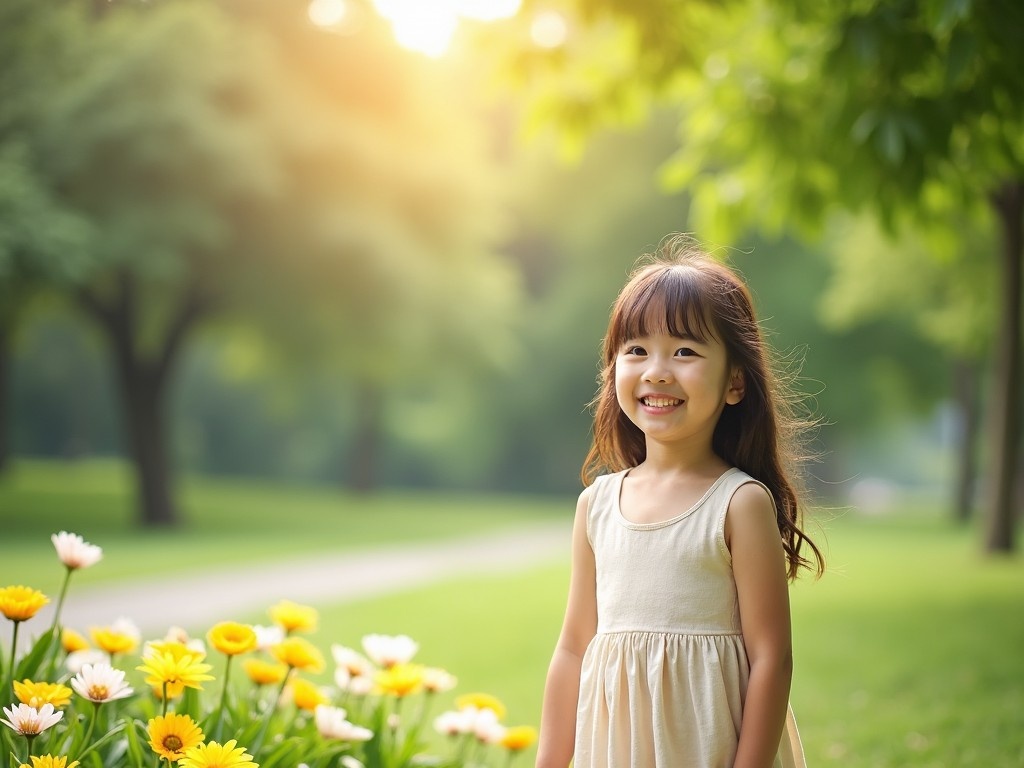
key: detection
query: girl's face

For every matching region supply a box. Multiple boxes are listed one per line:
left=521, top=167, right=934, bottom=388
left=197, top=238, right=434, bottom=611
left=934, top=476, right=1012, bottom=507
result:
left=614, top=331, right=744, bottom=451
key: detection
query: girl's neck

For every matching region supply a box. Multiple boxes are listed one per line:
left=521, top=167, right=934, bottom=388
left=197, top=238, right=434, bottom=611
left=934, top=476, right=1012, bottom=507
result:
left=635, top=439, right=728, bottom=479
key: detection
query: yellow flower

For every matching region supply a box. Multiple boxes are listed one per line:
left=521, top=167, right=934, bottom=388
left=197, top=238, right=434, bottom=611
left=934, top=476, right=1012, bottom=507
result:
left=179, top=739, right=258, bottom=768
left=455, top=692, right=506, bottom=720
left=90, top=625, right=138, bottom=656
left=501, top=725, right=539, bottom=751
left=137, top=646, right=213, bottom=692
left=268, top=600, right=317, bottom=634
left=270, top=636, right=324, bottom=672
left=18, top=756, right=80, bottom=768
left=61, top=628, right=89, bottom=653
left=375, top=663, right=425, bottom=698
left=0, top=586, right=49, bottom=622
left=242, top=658, right=287, bottom=686
left=147, top=713, right=204, bottom=762
left=207, top=622, right=257, bottom=657
left=14, top=680, right=73, bottom=709
left=147, top=639, right=204, bottom=660
left=288, top=677, right=329, bottom=711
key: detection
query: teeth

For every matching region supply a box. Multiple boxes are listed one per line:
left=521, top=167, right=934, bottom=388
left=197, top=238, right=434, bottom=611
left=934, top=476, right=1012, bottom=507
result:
left=642, top=397, right=681, bottom=408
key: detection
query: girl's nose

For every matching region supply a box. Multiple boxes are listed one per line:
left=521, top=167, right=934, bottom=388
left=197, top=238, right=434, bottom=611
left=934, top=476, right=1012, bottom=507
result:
left=642, top=359, right=672, bottom=383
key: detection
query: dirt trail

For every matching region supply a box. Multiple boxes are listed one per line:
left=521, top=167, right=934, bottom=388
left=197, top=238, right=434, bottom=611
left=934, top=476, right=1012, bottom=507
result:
left=7, top=521, right=570, bottom=646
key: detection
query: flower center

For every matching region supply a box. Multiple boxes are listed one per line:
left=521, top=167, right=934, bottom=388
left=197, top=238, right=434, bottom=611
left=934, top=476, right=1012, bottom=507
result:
left=163, top=735, right=184, bottom=752
left=88, top=684, right=109, bottom=700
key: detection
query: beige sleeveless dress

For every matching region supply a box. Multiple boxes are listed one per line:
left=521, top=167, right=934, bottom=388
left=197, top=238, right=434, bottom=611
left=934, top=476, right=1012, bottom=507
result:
left=573, top=467, right=806, bottom=768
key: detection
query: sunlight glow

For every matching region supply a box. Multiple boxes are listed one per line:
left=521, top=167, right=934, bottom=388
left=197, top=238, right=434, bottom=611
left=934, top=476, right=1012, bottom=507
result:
left=371, top=0, right=522, bottom=57
left=530, top=10, right=568, bottom=49
left=308, top=0, right=350, bottom=27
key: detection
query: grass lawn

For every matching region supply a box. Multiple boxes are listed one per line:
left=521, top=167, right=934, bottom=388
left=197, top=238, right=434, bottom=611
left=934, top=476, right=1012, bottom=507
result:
left=244, top=508, right=1023, bottom=768
left=2, top=460, right=1022, bottom=766
left=0, top=458, right=566, bottom=593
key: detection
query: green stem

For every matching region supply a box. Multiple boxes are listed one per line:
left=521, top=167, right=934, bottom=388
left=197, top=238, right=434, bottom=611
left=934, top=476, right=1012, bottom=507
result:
left=7, top=621, right=19, bottom=700
left=161, top=682, right=168, bottom=719
left=254, top=669, right=292, bottom=753
left=44, top=568, right=74, bottom=676
left=49, top=568, right=73, bottom=634
left=213, top=655, right=233, bottom=741
left=79, top=703, right=99, bottom=756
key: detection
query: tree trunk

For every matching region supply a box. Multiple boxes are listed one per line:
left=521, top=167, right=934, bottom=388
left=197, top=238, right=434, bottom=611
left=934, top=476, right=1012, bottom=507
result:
left=0, top=321, right=10, bottom=475
left=116, top=354, right=177, bottom=526
left=78, top=273, right=207, bottom=528
left=984, top=180, right=1023, bottom=553
left=348, top=379, right=383, bottom=493
left=951, top=358, right=980, bottom=523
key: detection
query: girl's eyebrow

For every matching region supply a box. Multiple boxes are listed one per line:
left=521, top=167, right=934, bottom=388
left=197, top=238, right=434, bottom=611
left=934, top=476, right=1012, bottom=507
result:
left=622, top=333, right=705, bottom=345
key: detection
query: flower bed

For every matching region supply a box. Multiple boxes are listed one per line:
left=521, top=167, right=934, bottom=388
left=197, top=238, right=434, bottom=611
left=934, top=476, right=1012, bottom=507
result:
left=0, top=533, right=536, bottom=768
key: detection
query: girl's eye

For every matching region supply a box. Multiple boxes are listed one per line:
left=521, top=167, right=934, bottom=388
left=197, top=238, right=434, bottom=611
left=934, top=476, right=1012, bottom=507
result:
left=675, top=347, right=697, bottom=357
left=624, top=345, right=646, bottom=355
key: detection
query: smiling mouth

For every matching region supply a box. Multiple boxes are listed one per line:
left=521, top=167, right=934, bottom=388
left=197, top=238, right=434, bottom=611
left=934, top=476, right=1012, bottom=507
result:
left=640, top=396, right=683, bottom=408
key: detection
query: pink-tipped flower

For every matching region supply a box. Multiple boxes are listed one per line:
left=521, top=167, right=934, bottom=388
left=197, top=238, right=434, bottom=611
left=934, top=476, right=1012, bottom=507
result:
left=1, top=702, right=63, bottom=736
left=51, top=532, right=103, bottom=570
left=70, top=662, right=134, bottom=703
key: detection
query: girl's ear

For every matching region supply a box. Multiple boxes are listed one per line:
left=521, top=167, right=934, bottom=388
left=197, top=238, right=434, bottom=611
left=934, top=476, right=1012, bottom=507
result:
left=725, top=367, right=745, bottom=405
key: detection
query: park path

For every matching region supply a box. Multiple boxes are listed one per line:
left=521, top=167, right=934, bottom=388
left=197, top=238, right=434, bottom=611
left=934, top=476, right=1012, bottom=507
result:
left=23, top=520, right=571, bottom=642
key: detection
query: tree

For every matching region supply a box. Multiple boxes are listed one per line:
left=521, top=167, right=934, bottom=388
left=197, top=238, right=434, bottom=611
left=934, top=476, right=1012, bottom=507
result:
left=24, top=0, right=517, bottom=524
left=504, top=0, right=1024, bottom=551
left=0, top=0, right=94, bottom=474
left=818, top=214, right=997, bottom=521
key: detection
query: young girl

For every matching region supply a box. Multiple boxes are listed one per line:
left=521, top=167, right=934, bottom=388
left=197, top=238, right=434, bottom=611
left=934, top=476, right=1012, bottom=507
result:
left=536, top=236, right=824, bottom=768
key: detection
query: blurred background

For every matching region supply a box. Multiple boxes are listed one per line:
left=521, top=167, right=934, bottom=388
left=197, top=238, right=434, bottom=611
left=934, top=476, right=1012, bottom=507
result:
left=2, top=0, right=1020, bottom=543
left=2, top=2, right=1023, bottom=765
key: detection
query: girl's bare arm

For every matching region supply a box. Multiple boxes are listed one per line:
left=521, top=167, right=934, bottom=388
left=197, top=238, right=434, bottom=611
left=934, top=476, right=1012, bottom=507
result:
left=535, top=487, right=598, bottom=768
left=727, top=482, right=794, bottom=768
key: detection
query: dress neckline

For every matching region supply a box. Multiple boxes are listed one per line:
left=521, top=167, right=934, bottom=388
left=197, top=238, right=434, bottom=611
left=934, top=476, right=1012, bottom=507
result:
left=613, top=467, right=740, bottom=530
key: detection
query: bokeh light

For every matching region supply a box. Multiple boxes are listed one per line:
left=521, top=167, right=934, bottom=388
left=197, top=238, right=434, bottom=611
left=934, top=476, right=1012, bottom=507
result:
left=370, top=0, right=522, bottom=57
left=307, top=0, right=350, bottom=27
left=529, top=10, right=568, bottom=49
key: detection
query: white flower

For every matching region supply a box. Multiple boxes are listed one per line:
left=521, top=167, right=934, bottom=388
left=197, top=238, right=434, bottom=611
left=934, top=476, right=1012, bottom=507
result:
left=435, top=705, right=506, bottom=743
left=340, top=757, right=366, bottom=768
left=66, top=648, right=110, bottom=674
left=70, top=662, right=134, bottom=703
left=161, top=626, right=206, bottom=654
left=338, top=670, right=374, bottom=696
left=110, top=616, right=141, bottom=643
left=362, top=633, right=418, bottom=668
left=331, top=644, right=373, bottom=676
left=314, top=705, right=374, bottom=742
left=422, top=667, right=457, bottom=693
left=434, top=708, right=474, bottom=736
left=1, top=703, right=63, bottom=735
left=51, top=531, right=103, bottom=570
left=253, top=624, right=285, bottom=651
left=471, top=707, right=506, bottom=744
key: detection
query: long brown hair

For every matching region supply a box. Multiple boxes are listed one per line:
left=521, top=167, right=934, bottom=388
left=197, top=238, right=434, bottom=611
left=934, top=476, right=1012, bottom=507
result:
left=582, top=235, right=824, bottom=579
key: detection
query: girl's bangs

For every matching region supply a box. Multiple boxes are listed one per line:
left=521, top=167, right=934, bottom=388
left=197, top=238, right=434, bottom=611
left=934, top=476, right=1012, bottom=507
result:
left=613, top=268, right=716, bottom=349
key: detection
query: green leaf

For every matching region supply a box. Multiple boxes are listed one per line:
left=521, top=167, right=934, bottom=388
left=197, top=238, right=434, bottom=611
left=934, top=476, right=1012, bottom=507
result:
left=75, top=720, right=127, bottom=763
left=14, top=628, right=58, bottom=681
left=875, top=118, right=905, bottom=164
left=945, top=27, right=976, bottom=86
left=124, top=717, right=149, bottom=766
